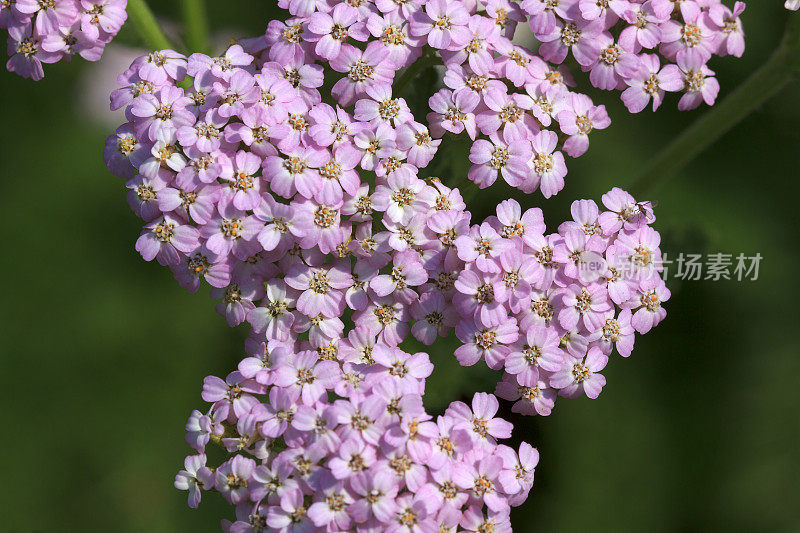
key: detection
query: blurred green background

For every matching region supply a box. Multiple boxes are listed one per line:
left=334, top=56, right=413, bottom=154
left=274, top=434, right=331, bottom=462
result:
left=1, top=2, right=799, bottom=531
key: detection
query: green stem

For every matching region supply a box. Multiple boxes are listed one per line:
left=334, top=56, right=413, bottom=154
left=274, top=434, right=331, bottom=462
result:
left=629, top=14, right=800, bottom=197
left=460, top=181, right=481, bottom=206
left=181, top=0, right=211, bottom=54
left=126, top=0, right=173, bottom=51
left=394, top=50, right=442, bottom=94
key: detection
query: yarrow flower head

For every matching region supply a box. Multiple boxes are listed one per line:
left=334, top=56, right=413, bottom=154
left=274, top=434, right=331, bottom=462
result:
left=95, top=0, right=752, bottom=528
left=3, top=0, right=128, bottom=79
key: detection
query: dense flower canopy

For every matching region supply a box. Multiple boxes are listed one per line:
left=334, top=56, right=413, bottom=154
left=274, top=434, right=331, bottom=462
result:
left=96, top=0, right=751, bottom=530
left=2, top=0, right=127, bottom=80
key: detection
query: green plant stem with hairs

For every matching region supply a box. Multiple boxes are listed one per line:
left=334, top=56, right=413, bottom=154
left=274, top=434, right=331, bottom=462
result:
left=126, top=0, right=173, bottom=51
left=181, top=0, right=211, bottom=54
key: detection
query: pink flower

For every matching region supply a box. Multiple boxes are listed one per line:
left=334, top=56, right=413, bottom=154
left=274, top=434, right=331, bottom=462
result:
left=372, top=172, right=425, bottom=223
left=590, top=308, right=636, bottom=357
left=212, top=280, right=264, bottom=327
left=135, top=214, right=199, bottom=266
left=130, top=85, right=195, bottom=142
left=247, top=280, right=297, bottom=340
left=454, top=268, right=507, bottom=326
left=528, top=129, right=568, bottom=197
left=219, top=151, right=263, bottom=210
left=6, top=25, right=59, bottom=80
left=307, top=4, right=367, bottom=60
left=355, top=84, right=413, bottom=127
left=80, top=0, right=127, bottom=40
left=579, top=0, right=630, bottom=22
left=460, top=506, right=512, bottom=533
left=496, top=371, right=557, bottom=416
left=476, top=87, right=536, bottom=139
left=285, top=262, right=352, bottom=318
left=172, top=248, right=231, bottom=292
left=598, top=187, right=654, bottom=234
left=16, top=0, right=77, bottom=34
left=266, top=490, right=314, bottom=532
left=200, top=199, right=261, bottom=260
left=366, top=10, right=422, bottom=66
left=619, top=2, right=669, bottom=53
left=354, top=122, right=396, bottom=171
left=137, top=49, right=188, bottom=85
left=330, top=41, right=393, bottom=106
left=493, top=40, right=536, bottom=87
left=673, top=54, right=720, bottom=111
left=453, top=455, right=508, bottom=512
left=559, top=283, right=613, bottom=331
left=659, top=2, right=716, bottom=65
left=174, top=454, right=214, bottom=509
left=621, top=54, right=684, bottom=113
left=202, top=371, right=263, bottom=419
left=623, top=275, right=670, bottom=334
left=290, top=197, right=344, bottom=254
left=213, top=69, right=260, bottom=118
left=409, top=0, right=471, bottom=50
left=369, top=345, right=434, bottom=393
left=273, top=351, right=341, bottom=405
left=497, top=441, right=538, bottom=497
left=349, top=469, right=400, bottom=522
left=188, top=46, right=250, bottom=80
left=214, top=455, right=255, bottom=504
left=308, top=103, right=360, bottom=147
left=370, top=249, right=427, bottom=302
left=441, top=14, right=500, bottom=74
left=263, top=146, right=326, bottom=199
left=526, top=82, right=567, bottom=127
left=411, top=291, right=459, bottom=345
left=427, top=88, right=479, bottom=139
left=505, top=326, right=564, bottom=380
left=354, top=295, right=411, bottom=346
left=557, top=93, right=611, bottom=157
left=307, top=475, right=355, bottom=530
left=395, top=121, right=441, bottom=168
left=455, top=223, right=514, bottom=274
left=550, top=347, right=608, bottom=399
left=552, top=229, right=607, bottom=281
left=450, top=392, right=514, bottom=444
left=468, top=132, right=532, bottom=189
left=493, top=199, right=546, bottom=240
left=588, top=34, right=641, bottom=91
left=454, top=316, right=518, bottom=368
left=538, top=19, right=603, bottom=67
left=708, top=1, right=746, bottom=58
left=158, top=183, right=219, bottom=225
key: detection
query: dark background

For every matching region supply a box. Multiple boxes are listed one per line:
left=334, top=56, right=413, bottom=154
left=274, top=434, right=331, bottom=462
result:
left=1, top=2, right=798, bottom=531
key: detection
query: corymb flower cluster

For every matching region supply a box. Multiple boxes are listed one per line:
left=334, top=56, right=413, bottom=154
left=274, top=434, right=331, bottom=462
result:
left=103, top=0, right=749, bottom=200
left=180, top=369, right=537, bottom=531
left=1, top=0, right=127, bottom=80
left=98, top=0, right=749, bottom=530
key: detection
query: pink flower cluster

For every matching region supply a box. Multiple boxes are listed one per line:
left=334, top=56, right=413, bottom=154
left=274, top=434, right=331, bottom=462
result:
left=104, top=39, right=670, bottom=411
left=97, top=0, right=753, bottom=528
left=524, top=0, right=746, bottom=112
left=104, top=34, right=671, bottom=527
left=2, top=0, right=127, bottom=80
left=177, top=348, right=537, bottom=532
left=215, top=0, right=748, bottom=196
